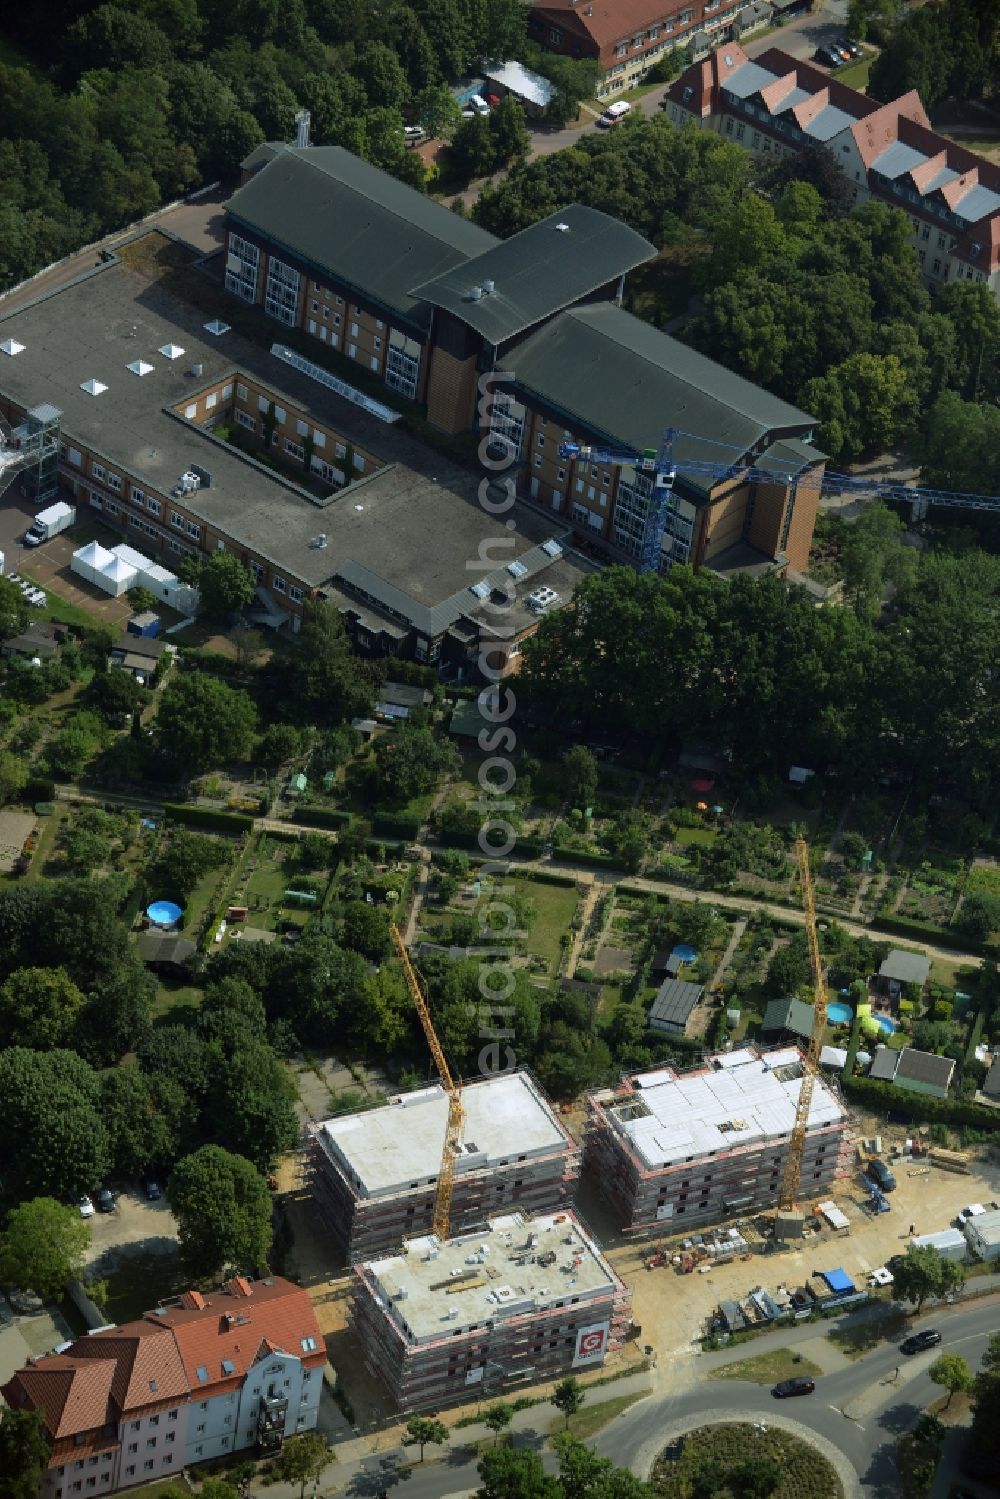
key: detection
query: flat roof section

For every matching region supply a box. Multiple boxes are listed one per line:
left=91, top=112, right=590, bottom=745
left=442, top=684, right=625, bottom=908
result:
left=608, top=1047, right=844, bottom=1169
left=320, top=1073, right=567, bottom=1200
left=362, top=1211, right=616, bottom=1343
left=227, top=147, right=497, bottom=328
left=411, top=206, right=656, bottom=346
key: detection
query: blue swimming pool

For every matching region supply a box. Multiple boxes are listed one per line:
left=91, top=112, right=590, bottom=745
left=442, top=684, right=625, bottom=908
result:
left=875, top=1014, right=898, bottom=1034
left=827, top=1002, right=852, bottom=1024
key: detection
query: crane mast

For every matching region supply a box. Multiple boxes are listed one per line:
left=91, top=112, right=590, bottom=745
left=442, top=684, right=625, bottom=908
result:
left=778, top=838, right=829, bottom=1212
left=390, top=922, right=464, bottom=1241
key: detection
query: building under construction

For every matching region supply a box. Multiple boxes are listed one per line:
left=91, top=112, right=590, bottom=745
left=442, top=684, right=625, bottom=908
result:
left=309, top=1072, right=580, bottom=1261
left=585, top=1047, right=851, bottom=1237
left=350, top=1210, right=631, bottom=1411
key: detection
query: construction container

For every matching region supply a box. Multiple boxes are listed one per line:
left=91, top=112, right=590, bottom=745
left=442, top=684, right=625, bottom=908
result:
left=910, top=1228, right=968, bottom=1263
left=127, top=610, right=161, bottom=638
left=963, top=1208, right=1000, bottom=1261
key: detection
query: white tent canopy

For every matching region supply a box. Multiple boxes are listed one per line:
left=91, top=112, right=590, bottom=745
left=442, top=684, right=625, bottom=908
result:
left=71, top=540, right=115, bottom=586
left=110, top=544, right=199, bottom=613
left=97, top=555, right=138, bottom=596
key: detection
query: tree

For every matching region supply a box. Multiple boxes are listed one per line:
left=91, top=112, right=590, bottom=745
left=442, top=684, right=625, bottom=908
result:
left=272, top=1431, right=329, bottom=1497
left=490, top=96, right=529, bottom=166
left=0, top=1406, right=51, bottom=1499
left=765, top=933, right=812, bottom=998
left=87, top=668, right=149, bottom=726
left=46, top=711, right=104, bottom=780
left=405, top=1416, right=448, bottom=1461
left=0, top=576, right=29, bottom=643
left=271, top=601, right=377, bottom=726
left=477, top=1445, right=561, bottom=1499
left=198, top=976, right=267, bottom=1044
left=892, top=1244, right=965, bottom=1314
left=341, top=899, right=392, bottom=960
left=804, top=351, right=918, bottom=461
left=150, top=828, right=229, bottom=902
left=0, top=965, right=86, bottom=1049
left=484, top=1402, right=513, bottom=1444
left=956, top=891, right=1000, bottom=944
left=0, top=1197, right=90, bottom=1300
left=232, top=625, right=265, bottom=672
left=258, top=722, right=305, bottom=766
left=413, top=83, right=462, bottom=139
left=155, top=672, right=257, bottom=770
left=563, top=745, right=598, bottom=810
left=211, top=1037, right=299, bottom=1169
left=970, top=1330, right=1000, bottom=1474
left=0, top=1047, right=109, bottom=1200
left=0, top=750, right=27, bottom=807
left=838, top=503, right=915, bottom=618
left=450, top=112, right=496, bottom=180
left=101, top=1066, right=186, bottom=1176
left=167, top=1145, right=273, bottom=1278
left=552, top=1375, right=585, bottom=1428
left=189, top=551, right=256, bottom=619
left=928, top=1352, right=973, bottom=1409
left=375, top=721, right=459, bottom=802
left=555, top=1434, right=653, bottom=1497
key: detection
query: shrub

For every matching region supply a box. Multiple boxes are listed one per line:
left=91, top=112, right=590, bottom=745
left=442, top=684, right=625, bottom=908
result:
left=291, top=806, right=352, bottom=829
left=162, top=803, right=254, bottom=834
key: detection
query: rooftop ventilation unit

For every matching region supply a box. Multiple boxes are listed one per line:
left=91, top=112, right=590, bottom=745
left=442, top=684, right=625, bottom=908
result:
left=189, top=464, right=212, bottom=489
left=0, top=340, right=25, bottom=357
left=126, top=360, right=154, bottom=377
left=80, top=379, right=108, bottom=396
left=527, top=586, right=559, bottom=613
left=506, top=559, right=528, bottom=578
left=159, top=343, right=185, bottom=361
left=541, top=538, right=563, bottom=558
left=203, top=320, right=231, bottom=336
left=555, top=223, right=570, bottom=233
left=468, top=286, right=483, bottom=301
left=173, top=471, right=202, bottom=496
left=469, top=580, right=491, bottom=600
left=312, top=533, right=328, bottom=549
left=482, top=279, right=495, bottom=295
left=187, top=362, right=204, bottom=378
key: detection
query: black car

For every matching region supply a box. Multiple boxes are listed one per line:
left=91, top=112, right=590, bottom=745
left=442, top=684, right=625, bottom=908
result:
left=901, top=1329, right=942, bottom=1355
left=773, top=1377, right=816, bottom=1397
left=867, top=1157, right=897, bottom=1192
left=837, top=38, right=863, bottom=57
left=814, top=46, right=842, bottom=67
left=95, top=1187, right=117, bottom=1213
left=140, top=1176, right=162, bottom=1201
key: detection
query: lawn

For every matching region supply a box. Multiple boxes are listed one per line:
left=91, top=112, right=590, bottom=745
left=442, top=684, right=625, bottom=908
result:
left=710, top=1348, right=823, bottom=1385
left=15, top=571, right=99, bottom=629
left=99, top=1249, right=186, bottom=1326
left=150, top=979, right=203, bottom=1021
left=114, top=1483, right=191, bottom=1499
left=836, top=55, right=875, bottom=90
left=553, top=1391, right=648, bottom=1440
left=512, top=874, right=580, bottom=973
left=675, top=826, right=717, bottom=847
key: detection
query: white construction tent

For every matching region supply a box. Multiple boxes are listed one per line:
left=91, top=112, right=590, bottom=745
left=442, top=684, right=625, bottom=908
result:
left=69, top=541, right=200, bottom=610
left=71, top=540, right=115, bottom=586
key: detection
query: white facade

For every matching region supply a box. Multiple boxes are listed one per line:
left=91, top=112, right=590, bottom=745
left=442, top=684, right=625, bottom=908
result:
left=183, top=1350, right=320, bottom=1468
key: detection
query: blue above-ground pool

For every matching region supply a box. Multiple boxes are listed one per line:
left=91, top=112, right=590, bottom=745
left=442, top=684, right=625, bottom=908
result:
left=875, top=1014, right=898, bottom=1034
left=673, top=944, right=698, bottom=964
left=827, top=1001, right=852, bottom=1024
left=147, top=899, right=182, bottom=928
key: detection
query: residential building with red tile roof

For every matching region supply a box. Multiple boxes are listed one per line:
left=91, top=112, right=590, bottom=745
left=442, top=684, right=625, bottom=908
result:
left=1, top=1277, right=325, bottom=1497
left=527, top=0, right=745, bottom=100
left=663, top=44, right=1000, bottom=296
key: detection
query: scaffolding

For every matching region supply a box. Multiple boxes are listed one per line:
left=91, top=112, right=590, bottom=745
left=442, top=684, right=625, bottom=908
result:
left=0, top=403, right=61, bottom=506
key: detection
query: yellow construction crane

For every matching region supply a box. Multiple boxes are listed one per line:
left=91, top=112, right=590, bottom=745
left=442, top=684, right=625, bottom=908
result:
left=390, top=922, right=464, bottom=1241
left=778, top=838, right=829, bottom=1213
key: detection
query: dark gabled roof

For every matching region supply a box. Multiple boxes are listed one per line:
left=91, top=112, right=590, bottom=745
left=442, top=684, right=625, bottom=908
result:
left=226, top=147, right=497, bottom=328
left=869, top=1045, right=898, bottom=1081
left=894, top=1047, right=955, bottom=1088
left=410, top=206, right=656, bottom=346
left=879, top=949, right=931, bottom=986
left=649, top=978, right=703, bottom=1028
left=240, top=141, right=287, bottom=174
left=508, top=303, right=817, bottom=499
left=762, top=997, right=815, bottom=1039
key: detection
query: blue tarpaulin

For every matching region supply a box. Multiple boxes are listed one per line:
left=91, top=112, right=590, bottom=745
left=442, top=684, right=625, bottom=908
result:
left=822, top=1268, right=853, bottom=1293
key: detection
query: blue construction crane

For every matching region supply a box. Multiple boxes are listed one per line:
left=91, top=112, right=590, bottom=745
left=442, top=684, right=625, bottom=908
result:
left=557, top=426, right=1000, bottom=574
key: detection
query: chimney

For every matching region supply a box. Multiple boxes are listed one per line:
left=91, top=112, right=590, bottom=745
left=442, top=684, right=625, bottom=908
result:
left=295, top=109, right=311, bottom=149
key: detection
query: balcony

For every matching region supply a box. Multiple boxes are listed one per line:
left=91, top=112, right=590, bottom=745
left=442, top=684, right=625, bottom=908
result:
left=256, top=1393, right=288, bottom=1453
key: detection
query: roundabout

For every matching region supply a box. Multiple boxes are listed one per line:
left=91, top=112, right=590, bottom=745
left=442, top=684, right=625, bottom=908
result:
left=647, top=1416, right=850, bottom=1498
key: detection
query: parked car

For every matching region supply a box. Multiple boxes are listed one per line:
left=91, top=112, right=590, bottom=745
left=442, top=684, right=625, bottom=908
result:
left=901, top=1329, right=942, bottom=1355
left=78, top=1195, right=95, bottom=1218
left=403, top=125, right=425, bottom=146
left=598, top=100, right=632, bottom=128
left=813, top=46, right=843, bottom=67
left=95, top=1188, right=117, bottom=1213
left=773, top=1377, right=816, bottom=1397
left=867, top=1158, right=897, bottom=1192
left=460, top=94, right=490, bottom=118
left=140, top=1176, right=162, bottom=1201
left=838, top=38, right=863, bottom=57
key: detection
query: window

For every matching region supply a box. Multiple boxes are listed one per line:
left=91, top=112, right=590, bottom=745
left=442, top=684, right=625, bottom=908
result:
left=106, top=500, right=120, bottom=517
left=236, top=382, right=248, bottom=401
left=147, top=497, right=161, bottom=516
left=206, top=392, right=217, bottom=411
left=226, top=232, right=260, bottom=302
left=289, top=585, right=303, bottom=603
left=127, top=1445, right=137, bottom=1455
left=92, top=462, right=105, bottom=481
left=310, top=300, right=319, bottom=314
left=130, top=514, right=143, bottom=530
left=107, top=473, right=121, bottom=493
left=350, top=322, right=359, bottom=338
left=131, top=486, right=143, bottom=504
left=284, top=437, right=305, bottom=461
left=373, top=335, right=382, bottom=352
left=534, top=454, right=542, bottom=469
left=68, top=447, right=82, bottom=467
left=187, top=521, right=201, bottom=539
left=265, top=256, right=300, bottom=326
left=273, top=576, right=287, bottom=594
left=933, top=258, right=941, bottom=274
left=296, top=418, right=309, bottom=437
left=370, top=356, right=379, bottom=371
left=223, top=383, right=232, bottom=400
left=353, top=452, right=364, bottom=472
left=348, top=343, right=357, bottom=359
left=184, top=403, right=197, bottom=420
left=234, top=408, right=256, bottom=433
left=313, top=430, right=325, bottom=449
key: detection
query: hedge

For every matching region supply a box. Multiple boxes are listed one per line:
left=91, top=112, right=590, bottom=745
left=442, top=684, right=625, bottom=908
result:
left=162, top=803, right=254, bottom=834
left=552, top=845, right=624, bottom=870
left=372, top=812, right=422, bottom=839
left=25, top=777, right=56, bottom=804
left=840, top=1074, right=1000, bottom=1129
left=291, top=806, right=352, bottom=829
left=965, top=1007, right=988, bottom=1067
left=436, top=830, right=543, bottom=859
left=874, top=911, right=981, bottom=950
left=518, top=868, right=579, bottom=888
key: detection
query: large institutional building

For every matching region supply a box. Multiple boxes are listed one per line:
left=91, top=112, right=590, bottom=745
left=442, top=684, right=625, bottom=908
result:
left=665, top=44, right=1000, bottom=298
left=350, top=1210, right=631, bottom=1411
left=586, top=1047, right=851, bottom=1236
left=310, top=1072, right=581, bottom=1262
left=0, top=143, right=824, bottom=671
left=0, top=1277, right=325, bottom=1497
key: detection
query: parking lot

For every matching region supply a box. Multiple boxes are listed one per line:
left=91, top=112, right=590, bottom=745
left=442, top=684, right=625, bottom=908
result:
left=82, top=1183, right=179, bottom=1271
left=0, top=490, right=134, bottom=625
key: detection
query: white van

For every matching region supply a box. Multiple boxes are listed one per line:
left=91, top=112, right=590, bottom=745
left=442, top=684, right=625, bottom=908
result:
left=598, top=100, right=631, bottom=128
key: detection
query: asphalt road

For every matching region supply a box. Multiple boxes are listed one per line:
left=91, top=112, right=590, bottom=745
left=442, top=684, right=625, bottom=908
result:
left=335, top=1302, right=995, bottom=1499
